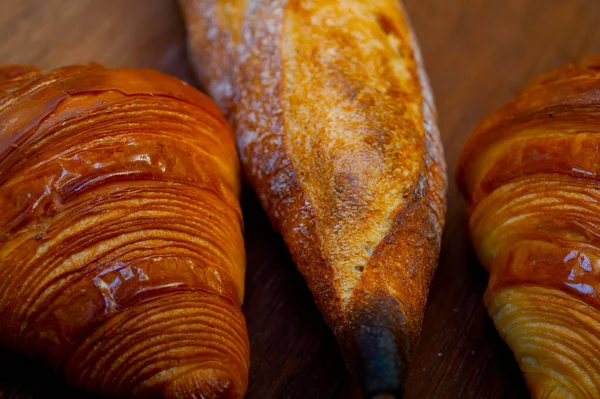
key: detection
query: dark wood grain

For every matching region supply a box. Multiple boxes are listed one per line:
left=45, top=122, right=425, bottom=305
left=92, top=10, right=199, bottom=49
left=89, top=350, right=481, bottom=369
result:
left=0, top=0, right=599, bottom=398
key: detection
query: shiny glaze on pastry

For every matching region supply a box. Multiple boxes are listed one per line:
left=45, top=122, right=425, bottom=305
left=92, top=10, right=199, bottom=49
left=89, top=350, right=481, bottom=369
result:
left=458, top=56, right=600, bottom=398
left=0, top=64, right=249, bottom=398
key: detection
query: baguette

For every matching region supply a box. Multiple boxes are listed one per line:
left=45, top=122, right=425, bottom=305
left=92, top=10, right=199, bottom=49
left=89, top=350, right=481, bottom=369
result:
left=180, top=0, right=447, bottom=395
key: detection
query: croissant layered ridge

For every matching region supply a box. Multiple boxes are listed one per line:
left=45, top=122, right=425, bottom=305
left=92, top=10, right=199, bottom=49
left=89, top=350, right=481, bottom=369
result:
left=458, top=56, right=600, bottom=398
left=180, top=0, right=447, bottom=395
left=488, top=287, right=600, bottom=398
left=0, top=64, right=249, bottom=399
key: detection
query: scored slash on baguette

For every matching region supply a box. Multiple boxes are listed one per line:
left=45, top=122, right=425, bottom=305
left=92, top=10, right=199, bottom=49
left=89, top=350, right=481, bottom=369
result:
left=180, top=0, right=446, bottom=396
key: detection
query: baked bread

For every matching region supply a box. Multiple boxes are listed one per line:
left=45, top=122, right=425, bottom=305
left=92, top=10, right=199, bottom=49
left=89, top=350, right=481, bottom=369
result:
left=180, top=1, right=447, bottom=396
left=457, top=56, right=600, bottom=398
left=0, top=64, right=249, bottom=398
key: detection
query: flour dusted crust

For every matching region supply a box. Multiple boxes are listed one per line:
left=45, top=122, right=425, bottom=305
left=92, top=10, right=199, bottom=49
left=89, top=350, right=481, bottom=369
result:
left=181, top=0, right=446, bottom=395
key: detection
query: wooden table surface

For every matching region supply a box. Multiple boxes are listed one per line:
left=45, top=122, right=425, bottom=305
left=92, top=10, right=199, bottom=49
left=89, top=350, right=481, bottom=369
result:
left=1, top=1, right=599, bottom=398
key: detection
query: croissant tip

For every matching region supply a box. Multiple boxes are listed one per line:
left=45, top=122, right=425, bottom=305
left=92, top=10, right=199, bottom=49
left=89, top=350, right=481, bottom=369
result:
left=160, top=365, right=243, bottom=399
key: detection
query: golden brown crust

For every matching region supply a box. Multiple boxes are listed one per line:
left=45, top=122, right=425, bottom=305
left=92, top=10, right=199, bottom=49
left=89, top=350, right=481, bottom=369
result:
left=181, top=0, right=446, bottom=395
left=457, top=57, right=600, bottom=398
left=0, top=64, right=249, bottom=398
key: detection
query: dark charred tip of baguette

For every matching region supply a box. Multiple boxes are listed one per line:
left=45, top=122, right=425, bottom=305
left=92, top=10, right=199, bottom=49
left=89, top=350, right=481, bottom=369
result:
left=369, top=394, right=400, bottom=399
left=338, top=295, right=411, bottom=399
left=360, top=349, right=407, bottom=399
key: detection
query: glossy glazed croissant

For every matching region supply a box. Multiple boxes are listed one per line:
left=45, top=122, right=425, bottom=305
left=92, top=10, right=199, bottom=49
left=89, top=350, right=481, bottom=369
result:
left=179, top=0, right=446, bottom=396
left=0, top=64, right=249, bottom=398
left=457, top=57, right=600, bottom=398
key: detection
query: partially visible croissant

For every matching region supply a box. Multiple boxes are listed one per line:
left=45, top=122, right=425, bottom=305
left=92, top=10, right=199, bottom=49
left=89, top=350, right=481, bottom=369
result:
left=457, top=57, right=600, bottom=398
left=0, top=64, right=249, bottom=398
left=179, top=0, right=446, bottom=396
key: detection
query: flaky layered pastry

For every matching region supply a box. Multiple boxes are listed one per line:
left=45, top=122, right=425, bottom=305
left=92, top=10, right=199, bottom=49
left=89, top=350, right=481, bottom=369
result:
left=0, top=64, right=249, bottom=398
left=179, top=0, right=447, bottom=396
left=458, top=57, right=600, bottom=398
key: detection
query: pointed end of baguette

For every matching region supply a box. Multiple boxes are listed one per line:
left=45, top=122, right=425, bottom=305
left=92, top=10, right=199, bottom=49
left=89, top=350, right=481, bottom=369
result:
left=336, top=292, right=417, bottom=399
left=351, top=334, right=408, bottom=399
left=353, top=331, right=408, bottom=399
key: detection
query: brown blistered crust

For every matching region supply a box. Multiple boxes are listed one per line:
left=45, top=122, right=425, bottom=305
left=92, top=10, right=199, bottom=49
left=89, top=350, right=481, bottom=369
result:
left=457, top=56, right=600, bottom=398
left=0, top=64, right=249, bottom=398
left=180, top=0, right=445, bottom=396
left=180, top=0, right=447, bottom=396
left=181, top=0, right=445, bottom=396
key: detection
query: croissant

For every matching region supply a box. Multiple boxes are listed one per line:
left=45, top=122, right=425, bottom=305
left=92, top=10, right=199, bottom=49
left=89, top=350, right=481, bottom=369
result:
left=457, top=57, right=600, bottom=398
left=0, top=64, right=249, bottom=398
left=179, top=0, right=446, bottom=396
